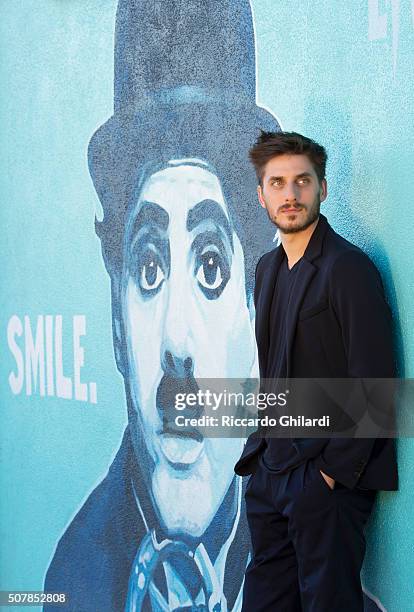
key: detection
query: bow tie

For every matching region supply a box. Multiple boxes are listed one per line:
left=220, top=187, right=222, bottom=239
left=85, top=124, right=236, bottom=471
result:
left=125, top=529, right=227, bottom=612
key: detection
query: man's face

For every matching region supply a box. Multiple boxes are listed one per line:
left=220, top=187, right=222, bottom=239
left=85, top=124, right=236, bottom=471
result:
left=257, top=154, right=327, bottom=234
left=120, top=160, right=257, bottom=536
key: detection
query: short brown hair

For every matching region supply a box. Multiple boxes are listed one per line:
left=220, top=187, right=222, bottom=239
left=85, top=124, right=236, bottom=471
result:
left=249, top=131, right=327, bottom=186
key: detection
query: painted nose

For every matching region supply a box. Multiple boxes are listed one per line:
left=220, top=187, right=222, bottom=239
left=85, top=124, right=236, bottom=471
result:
left=161, top=288, right=194, bottom=378
left=162, top=350, right=193, bottom=378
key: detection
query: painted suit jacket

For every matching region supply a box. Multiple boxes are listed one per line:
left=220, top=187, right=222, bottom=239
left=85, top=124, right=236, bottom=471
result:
left=44, top=428, right=250, bottom=611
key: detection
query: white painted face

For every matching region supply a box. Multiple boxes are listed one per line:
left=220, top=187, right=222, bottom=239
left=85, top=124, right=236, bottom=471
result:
left=121, top=160, right=258, bottom=536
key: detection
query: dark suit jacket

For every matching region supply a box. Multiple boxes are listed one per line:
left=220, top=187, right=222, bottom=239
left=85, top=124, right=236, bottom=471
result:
left=235, top=214, right=398, bottom=491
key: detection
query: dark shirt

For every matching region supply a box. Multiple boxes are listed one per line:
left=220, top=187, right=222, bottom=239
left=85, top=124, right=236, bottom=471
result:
left=260, top=254, right=304, bottom=473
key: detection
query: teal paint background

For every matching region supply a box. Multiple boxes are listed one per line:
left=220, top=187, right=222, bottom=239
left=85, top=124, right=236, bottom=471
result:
left=0, top=1, right=413, bottom=610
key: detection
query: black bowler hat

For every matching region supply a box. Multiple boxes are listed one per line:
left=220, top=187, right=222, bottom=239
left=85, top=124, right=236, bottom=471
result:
left=87, top=0, right=280, bottom=288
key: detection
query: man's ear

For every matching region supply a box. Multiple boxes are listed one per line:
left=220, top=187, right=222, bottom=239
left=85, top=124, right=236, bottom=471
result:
left=110, top=276, right=127, bottom=377
left=320, top=178, right=328, bottom=203
left=257, top=184, right=266, bottom=209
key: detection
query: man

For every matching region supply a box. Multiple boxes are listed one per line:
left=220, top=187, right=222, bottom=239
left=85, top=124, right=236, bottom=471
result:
left=44, top=1, right=281, bottom=610
left=235, top=131, right=398, bottom=611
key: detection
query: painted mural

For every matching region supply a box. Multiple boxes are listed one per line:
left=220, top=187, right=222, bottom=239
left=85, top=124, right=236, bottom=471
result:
left=44, top=1, right=279, bottom=610
left=2, top=0, right=412, bottom=610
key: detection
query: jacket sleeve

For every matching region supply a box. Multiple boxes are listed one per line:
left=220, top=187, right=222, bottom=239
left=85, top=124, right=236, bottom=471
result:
left=315, top=249, right=396, bottom=488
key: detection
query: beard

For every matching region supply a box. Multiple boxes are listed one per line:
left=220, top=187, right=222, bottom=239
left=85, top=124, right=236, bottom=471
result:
left=266, top=196, right=321, bottom=234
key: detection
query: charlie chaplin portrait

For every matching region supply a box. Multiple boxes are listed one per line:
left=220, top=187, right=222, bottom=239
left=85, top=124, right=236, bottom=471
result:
left=44, top=1, right=280, bottom=610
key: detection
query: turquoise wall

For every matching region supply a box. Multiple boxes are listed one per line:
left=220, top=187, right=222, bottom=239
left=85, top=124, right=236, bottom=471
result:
left=1, top=1, right=413, bottom=610
left=251, top=2, right=414, bottom=609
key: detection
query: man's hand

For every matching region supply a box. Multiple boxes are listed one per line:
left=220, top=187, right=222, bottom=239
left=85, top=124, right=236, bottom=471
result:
left=320, top=470, right=335, bottom=490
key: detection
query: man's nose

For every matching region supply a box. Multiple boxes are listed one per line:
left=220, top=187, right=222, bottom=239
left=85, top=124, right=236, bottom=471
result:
left=161, top=288, right=194, bottom=378
left=283, top=182, right=299, bottom=203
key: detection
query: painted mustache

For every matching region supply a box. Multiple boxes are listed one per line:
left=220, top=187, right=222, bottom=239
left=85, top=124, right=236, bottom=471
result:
left=156, top=374, right=203, bottom=441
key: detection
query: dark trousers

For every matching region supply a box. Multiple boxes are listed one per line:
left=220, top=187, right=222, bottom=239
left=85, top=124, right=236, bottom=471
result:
left=242, top=457, right=377, bottom=612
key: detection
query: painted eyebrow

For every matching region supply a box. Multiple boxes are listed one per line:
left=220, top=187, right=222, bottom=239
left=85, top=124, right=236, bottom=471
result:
left=130, top=201, right=170, bottom=236
left=186, top=199, right=234, bottom=251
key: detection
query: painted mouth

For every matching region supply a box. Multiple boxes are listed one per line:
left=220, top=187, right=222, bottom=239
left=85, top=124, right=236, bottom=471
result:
left=158, top=429, right=205, bottom=467
left=156, top=375, right=205, bottom=467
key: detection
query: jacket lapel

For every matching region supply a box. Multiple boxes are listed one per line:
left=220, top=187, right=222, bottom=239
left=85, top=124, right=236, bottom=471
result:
left=255, top=247, right=284, bottom=378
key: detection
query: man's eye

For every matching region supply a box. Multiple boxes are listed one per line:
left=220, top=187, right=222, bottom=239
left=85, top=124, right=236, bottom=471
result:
left=271, top=179, right=282, bottom=187
left=195, top=250, right=229, bottom=299
left=297, top=178, right=310, bottom=185
left=137, top=251, right=166, bottom=295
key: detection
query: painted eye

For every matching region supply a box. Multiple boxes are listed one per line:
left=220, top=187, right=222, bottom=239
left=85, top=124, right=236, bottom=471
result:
left=195, top=250, right=229, bottom=299
left=141, top=260, right=164, bottom=290
left=196, top=252, right=222, bottom=288
left=137, top=251, right=166, bottom=295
